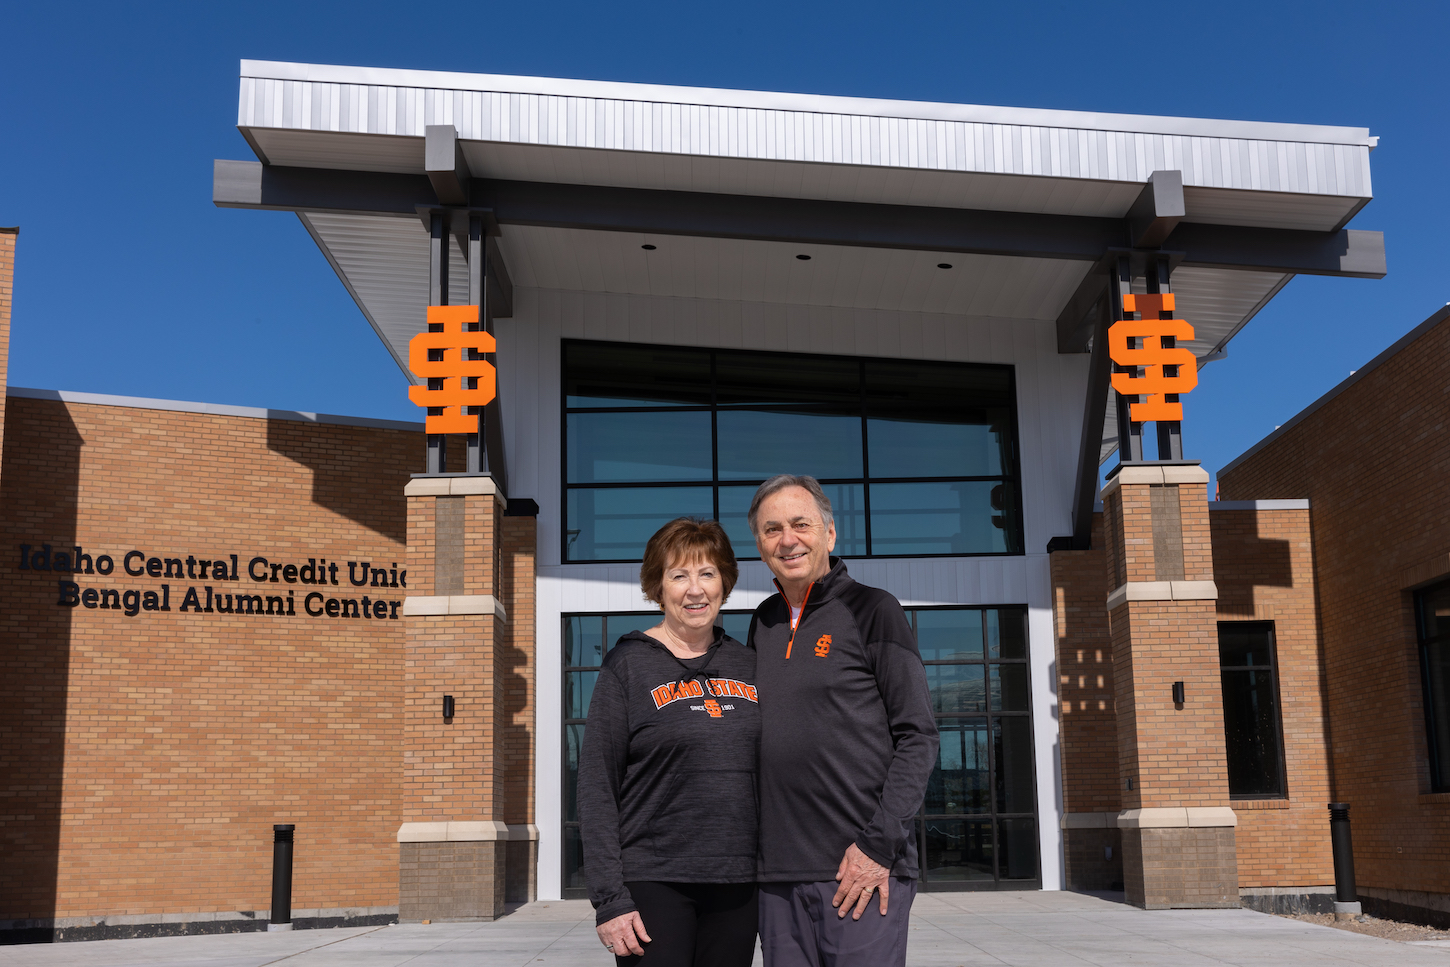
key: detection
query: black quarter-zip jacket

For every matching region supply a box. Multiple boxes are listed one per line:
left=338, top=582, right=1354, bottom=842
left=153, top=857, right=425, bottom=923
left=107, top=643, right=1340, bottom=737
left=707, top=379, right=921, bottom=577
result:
left=578, top=629, right=760, bottom=926
left=749, top=558, right=938, bottom=882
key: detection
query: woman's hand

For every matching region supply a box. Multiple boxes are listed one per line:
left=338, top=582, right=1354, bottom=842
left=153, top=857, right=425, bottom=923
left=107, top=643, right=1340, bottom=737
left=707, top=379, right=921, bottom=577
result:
left=597, top=911, right=651, bottom=957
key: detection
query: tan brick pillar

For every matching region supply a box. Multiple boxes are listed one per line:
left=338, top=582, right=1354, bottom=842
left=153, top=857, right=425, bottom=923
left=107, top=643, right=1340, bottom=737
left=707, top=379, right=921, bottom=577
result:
left=1101, top=464, right=1238, bottom=909
left=396, top=475, right=511, bottom=921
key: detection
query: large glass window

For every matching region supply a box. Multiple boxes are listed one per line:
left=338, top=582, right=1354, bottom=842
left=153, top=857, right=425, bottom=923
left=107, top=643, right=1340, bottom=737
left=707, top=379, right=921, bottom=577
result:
left=1218, top=622, right=1287, bottom=799
left=563, top=341, right=1022, bottom=563
left=1416, top=583, right=1450, bottom=791
left=914, top=606, right=1038, bottom=889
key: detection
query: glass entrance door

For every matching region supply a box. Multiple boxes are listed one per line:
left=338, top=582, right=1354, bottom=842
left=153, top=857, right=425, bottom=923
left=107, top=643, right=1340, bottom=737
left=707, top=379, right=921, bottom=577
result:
left=913, top=607, right=1039, bottom=889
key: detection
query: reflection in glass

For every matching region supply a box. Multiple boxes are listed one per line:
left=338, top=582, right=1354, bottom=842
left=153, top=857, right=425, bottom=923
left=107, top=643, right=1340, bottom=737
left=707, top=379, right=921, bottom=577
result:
left=567, top=411, right=712, bottom=483
left=715, top=351, right=859, bottom=406
left=563, top=824, right=588, bottom=890
left=922, top=818, right=994, bottom=881
left=993, top=717, right=1035, bottom=814
left=717, top=484, right=866, bottom=560
left=564, top=342, right=712, bottom=408
left=926, top=664, right=986, bottom=714
left=987, top=609, right=1027, bottom=659
left=565, top=672, right=598, bottom=720
left=868, top=481, right=1014, bottom=555
left=991, top=664, right=1029, bottom=712
left=564, top=616, right=605, bottom=667
left=916, top=610, right=984, bottom=661
left=1219, top=623, right=1272, bottom=668
left=565, top=723, right=585, bottom=822
left=607, top=613, right=665, bottom=644
left=1427, top=643, right=1450, bottom=791
left=1221, top=668, right=1285, bottom=798
left=1422, top=584, right=1450, bottom=641
left=997, top=817, right=1038, bottom=880
left=717, top=409, right=863, bottom=480
left=925, top=717, right=989, bottom=815
left=867, top=420, right=1006, bottom=479
left=866, top=358, right=1012, bottom=477
left=566, top=487, right=713, bottom=561
left=717, top=612, right=754, bottom=645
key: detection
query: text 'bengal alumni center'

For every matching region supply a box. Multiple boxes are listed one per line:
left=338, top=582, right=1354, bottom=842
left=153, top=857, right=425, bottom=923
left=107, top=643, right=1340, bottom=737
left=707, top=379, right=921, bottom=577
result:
left=8, top=58, right=1444, bottom=940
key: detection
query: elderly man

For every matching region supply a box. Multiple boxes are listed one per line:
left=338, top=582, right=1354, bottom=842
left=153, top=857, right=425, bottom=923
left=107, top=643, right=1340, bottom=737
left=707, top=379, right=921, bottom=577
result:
left=746, top=474, right=939, bottom=967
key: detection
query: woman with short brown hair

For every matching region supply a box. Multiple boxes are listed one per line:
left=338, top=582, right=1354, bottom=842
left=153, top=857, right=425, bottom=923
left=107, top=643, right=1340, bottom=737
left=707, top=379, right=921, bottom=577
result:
left=579, top=518, right=760, bottom=966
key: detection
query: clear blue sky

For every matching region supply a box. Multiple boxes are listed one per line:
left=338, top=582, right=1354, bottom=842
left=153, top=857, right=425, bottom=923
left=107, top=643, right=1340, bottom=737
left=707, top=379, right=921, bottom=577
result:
left=3, top=1, right=1446, bottom=484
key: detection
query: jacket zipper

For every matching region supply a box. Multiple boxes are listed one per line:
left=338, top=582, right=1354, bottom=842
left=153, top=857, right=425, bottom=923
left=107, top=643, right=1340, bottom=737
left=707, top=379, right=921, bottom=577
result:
left=784, top=583, right=814, bottom=659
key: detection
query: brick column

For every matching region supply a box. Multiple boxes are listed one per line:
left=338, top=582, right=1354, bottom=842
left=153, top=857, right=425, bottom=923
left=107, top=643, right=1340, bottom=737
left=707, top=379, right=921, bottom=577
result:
left=1102, top=464, right=1238, bottom=909
left=397, top=475, right=527, bottom=920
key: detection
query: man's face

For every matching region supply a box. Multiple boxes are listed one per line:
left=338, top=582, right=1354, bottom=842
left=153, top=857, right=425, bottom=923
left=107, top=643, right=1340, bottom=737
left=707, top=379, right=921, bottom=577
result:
left=754, top=486, right=837, bottom=589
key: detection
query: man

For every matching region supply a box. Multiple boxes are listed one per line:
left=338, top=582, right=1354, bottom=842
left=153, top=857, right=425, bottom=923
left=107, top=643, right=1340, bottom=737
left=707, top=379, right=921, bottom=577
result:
left=747, top=474, right=939, bottom=967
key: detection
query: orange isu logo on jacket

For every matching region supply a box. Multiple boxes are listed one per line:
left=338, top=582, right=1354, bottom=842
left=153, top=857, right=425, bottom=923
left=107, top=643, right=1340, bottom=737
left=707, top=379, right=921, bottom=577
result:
left=814, top=634, right=832, bottom=658
left=407, top=305, right=497, bottom=434
left=650, top=678, right=759, bottom=710
left=703, top=699, right=723, bottom=718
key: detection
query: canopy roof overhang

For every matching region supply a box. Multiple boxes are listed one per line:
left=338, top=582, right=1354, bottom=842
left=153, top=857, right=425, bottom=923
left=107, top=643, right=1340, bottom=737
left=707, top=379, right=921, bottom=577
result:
left=214, top=60, right=1385, bottom=541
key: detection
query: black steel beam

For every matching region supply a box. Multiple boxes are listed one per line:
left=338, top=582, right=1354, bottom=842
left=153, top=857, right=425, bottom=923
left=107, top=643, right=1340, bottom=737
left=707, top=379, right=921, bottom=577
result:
left=1128, top=170, right=1185, bottom=248
left=426, top=125, right=470, bottom=206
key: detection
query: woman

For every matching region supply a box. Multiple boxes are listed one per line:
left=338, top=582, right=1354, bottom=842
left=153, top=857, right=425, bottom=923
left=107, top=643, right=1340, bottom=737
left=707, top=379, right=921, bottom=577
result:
left=579, top=518, right=760, bottom=966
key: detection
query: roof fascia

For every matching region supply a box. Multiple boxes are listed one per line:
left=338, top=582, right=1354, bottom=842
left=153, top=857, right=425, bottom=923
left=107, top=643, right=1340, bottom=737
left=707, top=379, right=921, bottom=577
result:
left=240, top=60, right=1375, bottom=147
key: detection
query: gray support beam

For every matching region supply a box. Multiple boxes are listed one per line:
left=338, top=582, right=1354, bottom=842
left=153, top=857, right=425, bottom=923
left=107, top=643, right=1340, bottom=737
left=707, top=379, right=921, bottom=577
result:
left=426, top=125, right=471, bottom=206
left=214, top=161, right=1387, bottom=282
left=466, top=214, right=484, bottom=476
left=1128, top=171, right=1185, bottom=248
left=1151, top=256, right=1184, bottom=461
left=1047, top=288, right=1116, bottom=552
left=426, top=211, right=448, bottom=475
left=1110, top=258, right=1145, bottom=464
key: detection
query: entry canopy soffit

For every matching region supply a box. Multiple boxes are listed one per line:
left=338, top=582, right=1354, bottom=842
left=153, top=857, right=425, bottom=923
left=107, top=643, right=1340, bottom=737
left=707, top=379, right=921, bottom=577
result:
left=217, top=59, right=1384, bottom=426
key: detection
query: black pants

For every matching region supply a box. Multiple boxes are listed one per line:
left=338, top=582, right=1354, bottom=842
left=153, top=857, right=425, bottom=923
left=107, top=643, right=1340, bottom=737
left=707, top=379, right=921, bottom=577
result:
left=616, top=881, right=759, bottom=967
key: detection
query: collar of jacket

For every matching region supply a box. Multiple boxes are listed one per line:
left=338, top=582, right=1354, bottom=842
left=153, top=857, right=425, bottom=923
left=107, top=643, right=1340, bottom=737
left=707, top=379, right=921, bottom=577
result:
left=771, top=556, right=852, bottom=608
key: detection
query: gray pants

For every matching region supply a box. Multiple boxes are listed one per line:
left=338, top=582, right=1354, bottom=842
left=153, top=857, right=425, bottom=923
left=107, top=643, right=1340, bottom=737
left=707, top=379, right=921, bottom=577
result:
left=758, top=878, right=917, bottom=967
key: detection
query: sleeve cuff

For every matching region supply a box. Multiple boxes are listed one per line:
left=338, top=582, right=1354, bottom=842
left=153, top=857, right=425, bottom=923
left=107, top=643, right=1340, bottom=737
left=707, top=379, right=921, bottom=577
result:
left=594, top=895, right=638, bottom=926
left=854, top=835, right=895, bottom=871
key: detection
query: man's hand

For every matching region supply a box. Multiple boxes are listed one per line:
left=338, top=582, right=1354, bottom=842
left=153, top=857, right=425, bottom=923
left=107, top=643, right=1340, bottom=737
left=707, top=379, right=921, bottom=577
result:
left=596, top=911, right=651, bottom=957
left=832, top=842, right=890, bottom=919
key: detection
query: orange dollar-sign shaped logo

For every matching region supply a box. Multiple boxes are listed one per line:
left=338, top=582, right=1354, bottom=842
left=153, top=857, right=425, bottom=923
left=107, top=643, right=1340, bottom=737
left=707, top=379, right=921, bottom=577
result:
left=407, top=306, right=497, bottom=434
left=1108, top=293, right=1197, bottom=423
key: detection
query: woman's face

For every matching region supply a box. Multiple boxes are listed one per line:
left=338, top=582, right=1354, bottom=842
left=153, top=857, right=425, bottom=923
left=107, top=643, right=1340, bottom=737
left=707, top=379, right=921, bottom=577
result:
left=658, top=554, right=725, bottom=636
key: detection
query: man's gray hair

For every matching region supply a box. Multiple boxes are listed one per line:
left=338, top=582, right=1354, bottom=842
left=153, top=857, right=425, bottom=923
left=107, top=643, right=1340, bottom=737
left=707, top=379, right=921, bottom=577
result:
left=748, top=474, right=835, bottom=535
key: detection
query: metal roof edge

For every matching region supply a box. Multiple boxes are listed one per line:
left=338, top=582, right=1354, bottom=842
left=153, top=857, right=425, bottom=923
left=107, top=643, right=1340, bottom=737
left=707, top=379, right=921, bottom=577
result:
left=240, top=60, right=1375, bottom=147
left=6, top=386, right=424, bottom=432
left=1218, top=303, right=1450, bottom=479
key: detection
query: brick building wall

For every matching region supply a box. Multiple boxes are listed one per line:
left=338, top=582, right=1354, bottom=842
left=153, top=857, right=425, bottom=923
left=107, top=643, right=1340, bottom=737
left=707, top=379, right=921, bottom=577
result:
left=1219, top=307, right=1450, bottom=911
left=0, top=395, right=416, bottom=926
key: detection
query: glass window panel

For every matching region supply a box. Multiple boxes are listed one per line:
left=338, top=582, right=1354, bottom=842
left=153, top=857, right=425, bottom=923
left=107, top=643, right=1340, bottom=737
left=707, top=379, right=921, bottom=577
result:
left=715, top=351, right=860, bottom=407
left=1423, top=583, right=1450, bottom=641
left=920, top=818, right=994, bottom=881
left=566, top=487, right=714, bottom=561
left=915, top=609, right=984, bottom=661
left=716, top=409, right=863, bottom=480
left=565, top=723, right=585, bottom=822
left=866, top=359, right=1013, bottom=478
left=1219, top=622, right=1274, bottom=667
left=926, top=664, right=987, bottom=714
left=991, top=664, right=1029, bottom=712
left=718, top=484, right=866, bottom=561
left=1220, top=668, right=1285, bottom=797
left=565, top=671, right=598, bottom=721
left=1426, top=642, right=1450, bottom=791
left=563, top=823, right=588, bottom=892
left=993, top=717, right=1035, bottom=814
left=564, top=616, right=605, bottom=668
left=605, top=612, right=664, bottom=644
left=869, top=481, right=1014, bottom=555
left=996, top=817, right=1039, bottom=880
left=924, top=717, right=989, bottom=815
left=717, top=612, right=754, bottom=645
left=567, top=411, right=712, bottom=483
left=987, top=609, right=1027, bottom=659
left=564, top=342, right=712, bottom=408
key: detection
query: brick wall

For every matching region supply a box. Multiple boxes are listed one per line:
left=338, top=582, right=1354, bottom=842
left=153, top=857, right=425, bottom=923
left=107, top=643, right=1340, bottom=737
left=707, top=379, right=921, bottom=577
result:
left=0, top=395, right=414, bottom=921
left=1219, top=309, right=1450, bottom=898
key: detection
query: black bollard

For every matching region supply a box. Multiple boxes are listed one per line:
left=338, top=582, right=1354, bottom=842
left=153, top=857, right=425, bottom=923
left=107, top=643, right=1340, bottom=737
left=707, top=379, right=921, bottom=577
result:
left=270, top=824, right=295, bottom=931
left=1328, top=804, right=1360, bottom=919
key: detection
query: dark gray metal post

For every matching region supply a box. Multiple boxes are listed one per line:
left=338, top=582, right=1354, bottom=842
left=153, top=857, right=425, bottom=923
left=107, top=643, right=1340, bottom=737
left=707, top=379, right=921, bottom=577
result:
left=1151, top=256, right=1184, bottom=461
left=426, top=211, right=449, bottom=474
left=269, top=824, right=295, bottom=931
left=1328, top=803, right=1361, bottom=919
left=466, top=214, right=485, bottom=475
left=1110, top=256, right=1145, bottom=463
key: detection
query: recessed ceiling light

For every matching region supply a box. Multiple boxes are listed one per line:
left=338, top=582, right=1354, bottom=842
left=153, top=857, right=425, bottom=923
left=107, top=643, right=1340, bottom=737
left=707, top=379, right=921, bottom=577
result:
left=938, top=263, right=953, bottom=269
left=641, top=244, right=657, bottom=250
left=796, top=254, right=811, bottom=261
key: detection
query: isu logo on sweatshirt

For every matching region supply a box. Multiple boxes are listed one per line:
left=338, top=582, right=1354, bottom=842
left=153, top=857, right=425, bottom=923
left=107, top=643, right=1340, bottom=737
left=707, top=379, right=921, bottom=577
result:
left=650, top=678, right=759, bottom=710
left=814, top=634, right=832, bottom=658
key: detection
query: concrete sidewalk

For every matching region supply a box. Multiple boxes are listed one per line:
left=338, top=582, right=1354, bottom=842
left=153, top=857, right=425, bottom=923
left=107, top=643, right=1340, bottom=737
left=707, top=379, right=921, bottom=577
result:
left=3, top=892, right=1448, bottom=967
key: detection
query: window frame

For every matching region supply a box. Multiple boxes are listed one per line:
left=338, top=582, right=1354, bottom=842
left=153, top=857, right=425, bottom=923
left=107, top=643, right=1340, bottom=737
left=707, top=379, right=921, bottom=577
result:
left=1217, top=620, right=1289, bottom=801
left=1414, top=582, right=1450, bottom=792
left=560, top=339, right=1024, bottom=564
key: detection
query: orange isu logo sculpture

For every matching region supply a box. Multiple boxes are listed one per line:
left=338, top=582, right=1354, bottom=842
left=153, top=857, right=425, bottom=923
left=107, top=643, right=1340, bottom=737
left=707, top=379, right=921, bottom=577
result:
left=1108, top=292, right=1197, bottom=422
left=407, top=305, right=496, bottom=433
